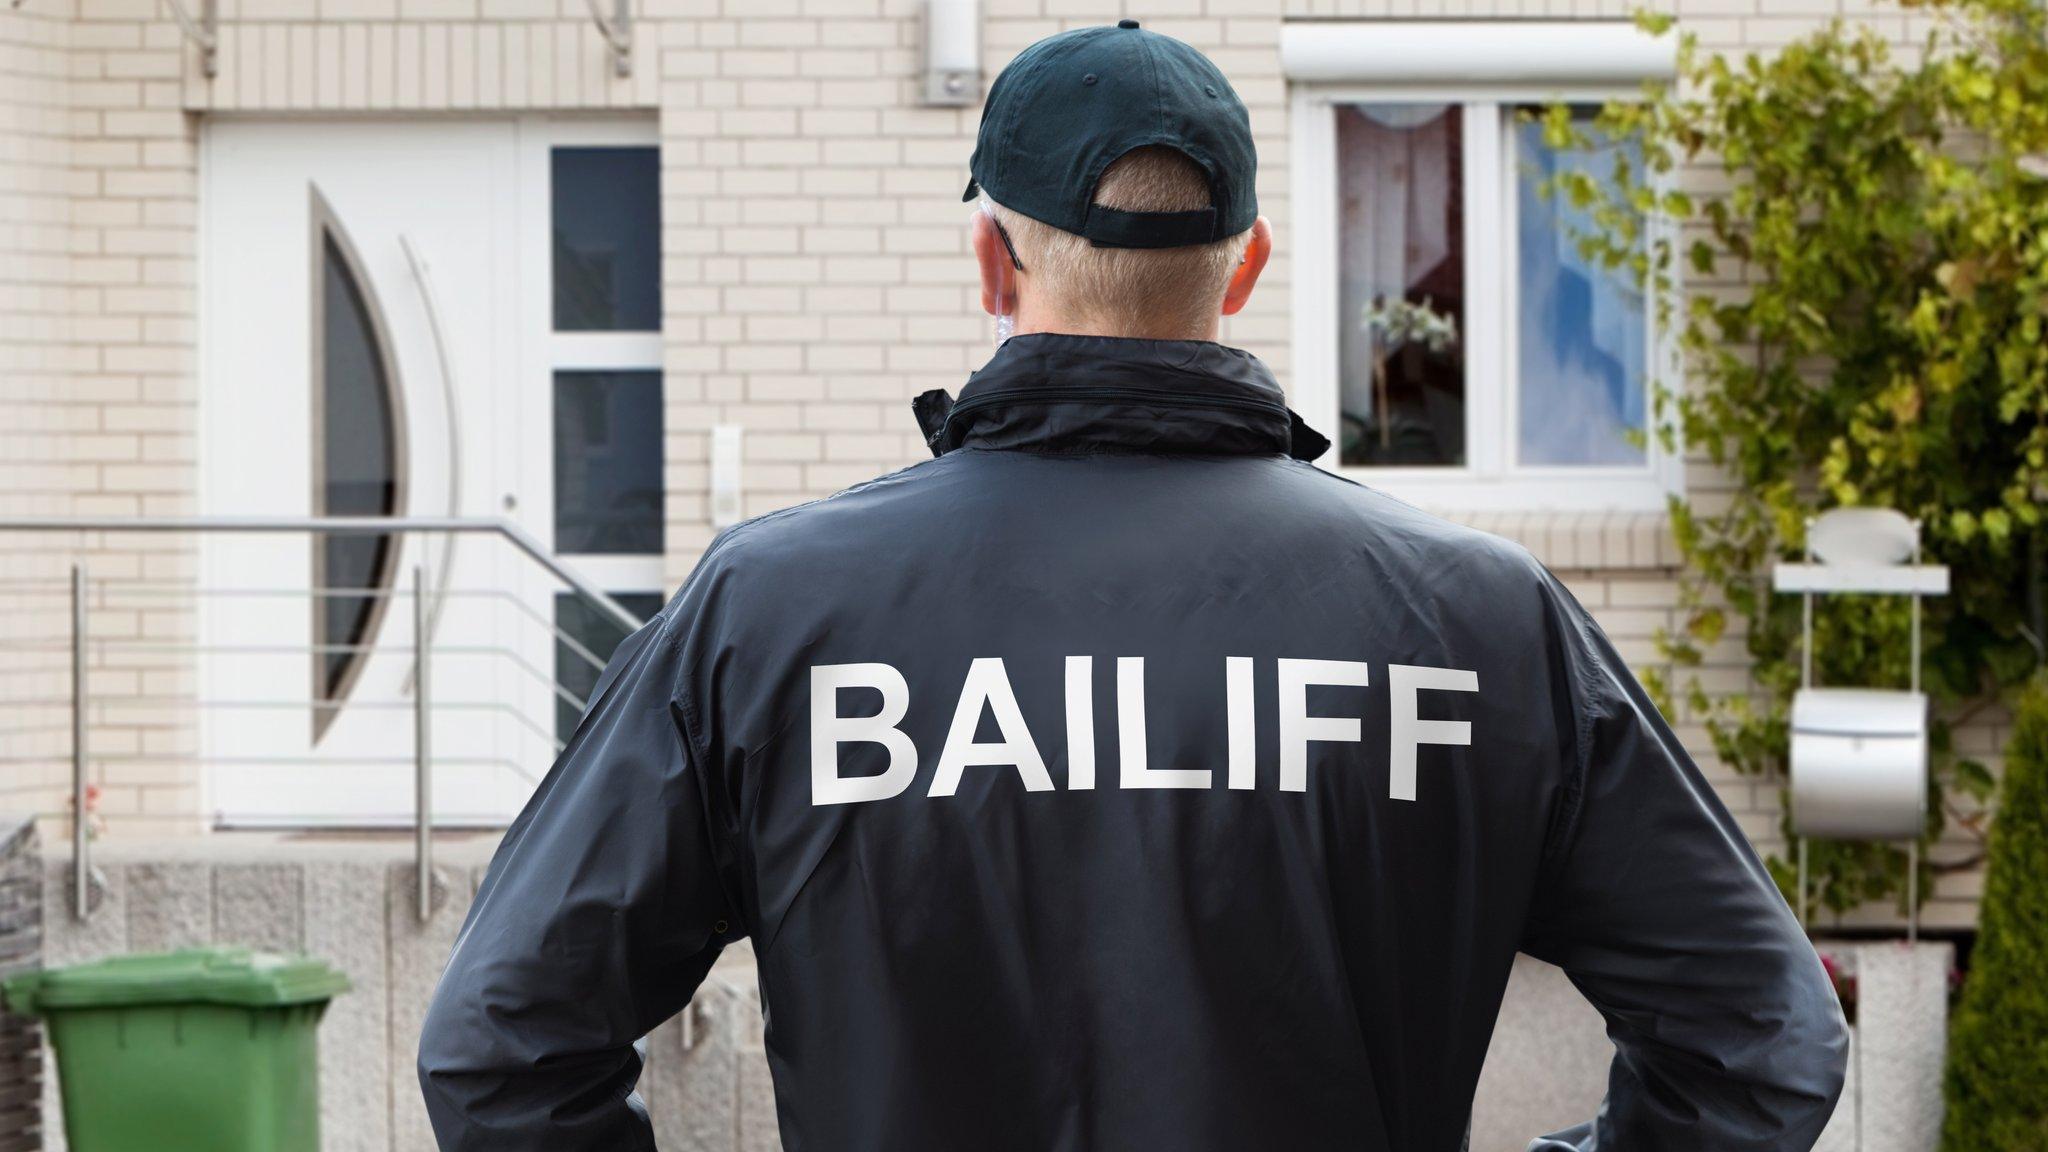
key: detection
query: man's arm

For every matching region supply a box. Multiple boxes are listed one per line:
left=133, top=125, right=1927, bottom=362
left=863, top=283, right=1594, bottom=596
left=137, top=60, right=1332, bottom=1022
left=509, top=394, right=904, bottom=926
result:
left=1520, top=575, right=1849, bottom=1151
left=418, top=612, right=741, bottom=1152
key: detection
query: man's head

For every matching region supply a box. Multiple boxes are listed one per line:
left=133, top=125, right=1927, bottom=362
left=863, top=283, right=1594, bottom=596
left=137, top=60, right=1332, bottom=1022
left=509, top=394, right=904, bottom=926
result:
left=963, top=23, right=1273, bottom=343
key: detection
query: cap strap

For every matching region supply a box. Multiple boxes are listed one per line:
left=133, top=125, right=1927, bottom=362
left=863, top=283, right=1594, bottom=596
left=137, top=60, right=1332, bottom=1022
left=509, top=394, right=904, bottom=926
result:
left=1081, top=204, right=1219, bottom=249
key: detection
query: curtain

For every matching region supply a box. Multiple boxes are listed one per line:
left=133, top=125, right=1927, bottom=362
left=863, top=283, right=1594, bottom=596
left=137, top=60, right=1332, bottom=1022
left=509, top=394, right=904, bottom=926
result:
left=1336, top=104, right=1465, bottom=467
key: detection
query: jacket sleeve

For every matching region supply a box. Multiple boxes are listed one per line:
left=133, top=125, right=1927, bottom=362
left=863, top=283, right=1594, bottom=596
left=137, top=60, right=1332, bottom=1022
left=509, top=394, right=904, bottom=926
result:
left=418, top=610, right=742, bottom=1152
left=1519, top=574, right=1849, bottom=1152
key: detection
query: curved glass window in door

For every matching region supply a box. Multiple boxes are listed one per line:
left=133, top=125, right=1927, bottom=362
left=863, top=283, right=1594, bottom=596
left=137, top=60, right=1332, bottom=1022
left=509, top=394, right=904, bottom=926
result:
left=310, top=191, right=407, bottom=742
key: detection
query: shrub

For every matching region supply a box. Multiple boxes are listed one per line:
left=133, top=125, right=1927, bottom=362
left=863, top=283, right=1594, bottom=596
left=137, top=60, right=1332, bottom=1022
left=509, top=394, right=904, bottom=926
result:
left=1941, top=687, right=2048, bottom=1150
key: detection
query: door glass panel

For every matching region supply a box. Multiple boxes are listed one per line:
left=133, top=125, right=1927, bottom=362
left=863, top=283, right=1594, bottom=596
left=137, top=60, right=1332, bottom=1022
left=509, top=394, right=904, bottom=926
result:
left=1515, top=106, right=1647, bottom=466
left=313, top=227, right=402, bottom=735
left=552, top=147, right=661, bottom=331
left=554, top=370, right=664, bottom=555
left=555, top=592, right=666, bottom=743
left=1336, top=104, right=1466, bottom=468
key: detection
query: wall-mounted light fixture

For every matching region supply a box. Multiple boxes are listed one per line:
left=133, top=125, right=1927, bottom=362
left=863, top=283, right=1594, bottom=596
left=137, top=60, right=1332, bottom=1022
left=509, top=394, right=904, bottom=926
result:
left=164, top=0, right=219, bottom=78
left=922, top=0, right=981, bottom=107
left=584, top=0, right=632, bottom=78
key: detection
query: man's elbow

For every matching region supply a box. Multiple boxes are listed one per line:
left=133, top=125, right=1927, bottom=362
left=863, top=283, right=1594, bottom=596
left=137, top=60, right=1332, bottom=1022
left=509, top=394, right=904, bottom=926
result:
left=1801, top=1000, right=1851, bottom=1113
left=417, top=968, right=460, bottom=1074
left=416, top=971, right=487, bottom=1143
left=1770, top=952, right=1853, bottom=1140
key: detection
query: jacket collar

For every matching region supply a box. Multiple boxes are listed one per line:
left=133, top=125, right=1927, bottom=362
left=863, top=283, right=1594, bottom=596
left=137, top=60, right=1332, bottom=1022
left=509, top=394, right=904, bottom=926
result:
left=914, top=333, right=1330, bottom=461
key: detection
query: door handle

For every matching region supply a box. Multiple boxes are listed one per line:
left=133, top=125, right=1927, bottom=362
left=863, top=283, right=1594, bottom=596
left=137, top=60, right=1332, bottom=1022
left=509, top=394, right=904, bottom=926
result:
left=400, top=233, right=462, bottom=693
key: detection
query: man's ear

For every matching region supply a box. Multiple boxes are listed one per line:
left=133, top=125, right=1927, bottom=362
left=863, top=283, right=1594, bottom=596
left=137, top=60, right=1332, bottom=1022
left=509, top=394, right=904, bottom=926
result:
left=971, top=210, right=1018, bottom=317
left=1220, top=216, right=1273, bottom=317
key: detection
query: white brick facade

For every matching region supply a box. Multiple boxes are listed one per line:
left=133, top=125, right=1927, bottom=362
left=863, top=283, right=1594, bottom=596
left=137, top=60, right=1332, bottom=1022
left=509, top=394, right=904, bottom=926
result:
left=0, top=0, right=1997, bottom=928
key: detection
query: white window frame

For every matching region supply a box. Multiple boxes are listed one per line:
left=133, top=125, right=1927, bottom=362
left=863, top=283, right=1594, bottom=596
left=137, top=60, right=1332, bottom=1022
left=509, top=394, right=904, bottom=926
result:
left=515, top=116, right=666, bottom=597
left=1288, top=31, right=1680, bottom=513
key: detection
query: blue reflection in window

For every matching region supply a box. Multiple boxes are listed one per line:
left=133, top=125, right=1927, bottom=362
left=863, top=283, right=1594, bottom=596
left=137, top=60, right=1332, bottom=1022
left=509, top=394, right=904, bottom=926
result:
left=1516, top=111, right=1646, bottom=467
left=552, top=147, right=661, bottom=331
left=553, top=370, right=664, bottom=555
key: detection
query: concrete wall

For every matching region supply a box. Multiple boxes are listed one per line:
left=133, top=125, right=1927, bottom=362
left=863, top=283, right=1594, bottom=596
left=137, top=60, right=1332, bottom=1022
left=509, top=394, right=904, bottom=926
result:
left=38, top=837, right=1604, bottom=1151
left=27, top=836, right=810, bottom=1151
left=35, top=838, right=477, bottom=1152
left=0, top=0, right=1999, bottom=919
left=1850, top=944, right=1953, bottom=1152
left=25, top=838, right=1955, bottom=1152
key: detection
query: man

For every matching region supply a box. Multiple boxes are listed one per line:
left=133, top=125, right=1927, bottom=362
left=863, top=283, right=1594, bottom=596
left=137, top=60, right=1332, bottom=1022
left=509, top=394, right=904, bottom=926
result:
left=419, top=22, right=1848, bottom=1152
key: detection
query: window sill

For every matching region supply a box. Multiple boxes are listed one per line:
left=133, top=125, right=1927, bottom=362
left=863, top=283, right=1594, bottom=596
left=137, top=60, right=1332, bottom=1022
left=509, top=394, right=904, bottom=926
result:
left=1419, top=508, right=1678, bottom=572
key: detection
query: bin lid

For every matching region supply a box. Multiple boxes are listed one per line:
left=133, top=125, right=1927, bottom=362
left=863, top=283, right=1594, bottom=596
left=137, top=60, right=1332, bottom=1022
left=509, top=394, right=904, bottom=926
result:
left=3, top=948, right=351, bottom=1014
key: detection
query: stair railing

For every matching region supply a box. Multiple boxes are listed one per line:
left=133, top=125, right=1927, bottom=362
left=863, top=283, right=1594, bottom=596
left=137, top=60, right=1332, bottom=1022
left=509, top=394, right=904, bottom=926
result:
left=0, top=515, right=645, bottom=925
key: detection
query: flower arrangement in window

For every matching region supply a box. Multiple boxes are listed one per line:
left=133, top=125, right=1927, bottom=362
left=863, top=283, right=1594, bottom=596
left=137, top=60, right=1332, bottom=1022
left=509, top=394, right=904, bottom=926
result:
left=1361, top=295, right=1459, bottom=450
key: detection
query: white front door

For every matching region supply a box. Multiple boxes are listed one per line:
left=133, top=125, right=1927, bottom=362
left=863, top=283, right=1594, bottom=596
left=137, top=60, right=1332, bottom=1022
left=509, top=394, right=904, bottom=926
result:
left=200, top=117, right=664, bottom=827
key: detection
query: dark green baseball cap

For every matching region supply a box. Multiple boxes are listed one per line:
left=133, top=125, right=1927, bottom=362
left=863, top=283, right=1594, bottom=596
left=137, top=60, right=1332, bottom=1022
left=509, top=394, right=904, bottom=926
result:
left=961, top=21, right=1257, bottom=249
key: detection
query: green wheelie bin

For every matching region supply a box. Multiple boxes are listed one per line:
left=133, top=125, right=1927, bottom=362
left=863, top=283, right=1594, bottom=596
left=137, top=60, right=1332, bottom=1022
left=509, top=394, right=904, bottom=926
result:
left=2, top=947, right=350, bottom=1152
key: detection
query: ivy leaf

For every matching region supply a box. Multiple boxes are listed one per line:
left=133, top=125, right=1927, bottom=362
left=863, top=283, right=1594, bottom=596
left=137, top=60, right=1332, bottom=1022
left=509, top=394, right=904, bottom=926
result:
left=1951, top=757, right=1996, bottom=803
left=1982, top=506, right=2013, bottom=543
left=1936, top=257, right=1983, bottom=298
left=1689, top=607, right=1728, bottom=647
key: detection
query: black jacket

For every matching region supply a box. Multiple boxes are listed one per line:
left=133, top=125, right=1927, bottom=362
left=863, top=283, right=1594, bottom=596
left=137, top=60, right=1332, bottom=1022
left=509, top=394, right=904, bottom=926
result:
left=419, top=334, right=1848, bottom=1152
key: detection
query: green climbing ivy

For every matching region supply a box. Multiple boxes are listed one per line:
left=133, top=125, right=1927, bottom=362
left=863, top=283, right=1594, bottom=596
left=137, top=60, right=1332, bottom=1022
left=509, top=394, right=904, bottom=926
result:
left=1544, top=0, right=2048, bottom=913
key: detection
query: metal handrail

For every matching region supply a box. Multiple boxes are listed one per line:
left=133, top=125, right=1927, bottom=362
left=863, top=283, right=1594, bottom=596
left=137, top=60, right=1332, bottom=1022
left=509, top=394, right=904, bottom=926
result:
left=0, top=514, right=648, bottom=924
left=397, top=236, right=466, bottom=697
left=414, top=565, right=433, bottom=924
left=2, top=579, right=619, bottom=675
left=0, top=514, right=643, bottom=632
left=70, top=566, right=87, bottom=925
left=4, top=643, right=592, bottom=721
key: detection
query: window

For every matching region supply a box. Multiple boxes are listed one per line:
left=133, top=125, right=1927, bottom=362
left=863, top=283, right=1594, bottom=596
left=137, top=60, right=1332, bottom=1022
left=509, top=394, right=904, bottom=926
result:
left=1287, top=24, right=1678, bottom=511
left=543, top=137, right=665, bottom=728
left=553, top=370, right=663, bottom=556
left=552, top=147, right=662, bottom=331
left=1336, top=104, right=1467, bottom=467
left=309, top=193, right=405, bottom=740
left=1513, top=108, right=1647, bottom=469
left=554, top=592, right=665, bottom=743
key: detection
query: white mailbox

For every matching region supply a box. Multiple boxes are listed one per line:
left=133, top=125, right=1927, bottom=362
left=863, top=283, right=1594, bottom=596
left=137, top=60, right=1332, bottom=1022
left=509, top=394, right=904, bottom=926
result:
left=1788, top=687, right=1927, bottom=840
left=1772, top=507, right=1949, bottom=935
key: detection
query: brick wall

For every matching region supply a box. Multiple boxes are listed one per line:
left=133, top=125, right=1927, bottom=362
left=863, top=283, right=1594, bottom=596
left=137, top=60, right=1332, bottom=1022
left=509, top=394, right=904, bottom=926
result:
left=2, top=0, right=204, bottom=836
left=0, top=0, right=1996, bottom=927
left=1, top=0, right=78, bottom=838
